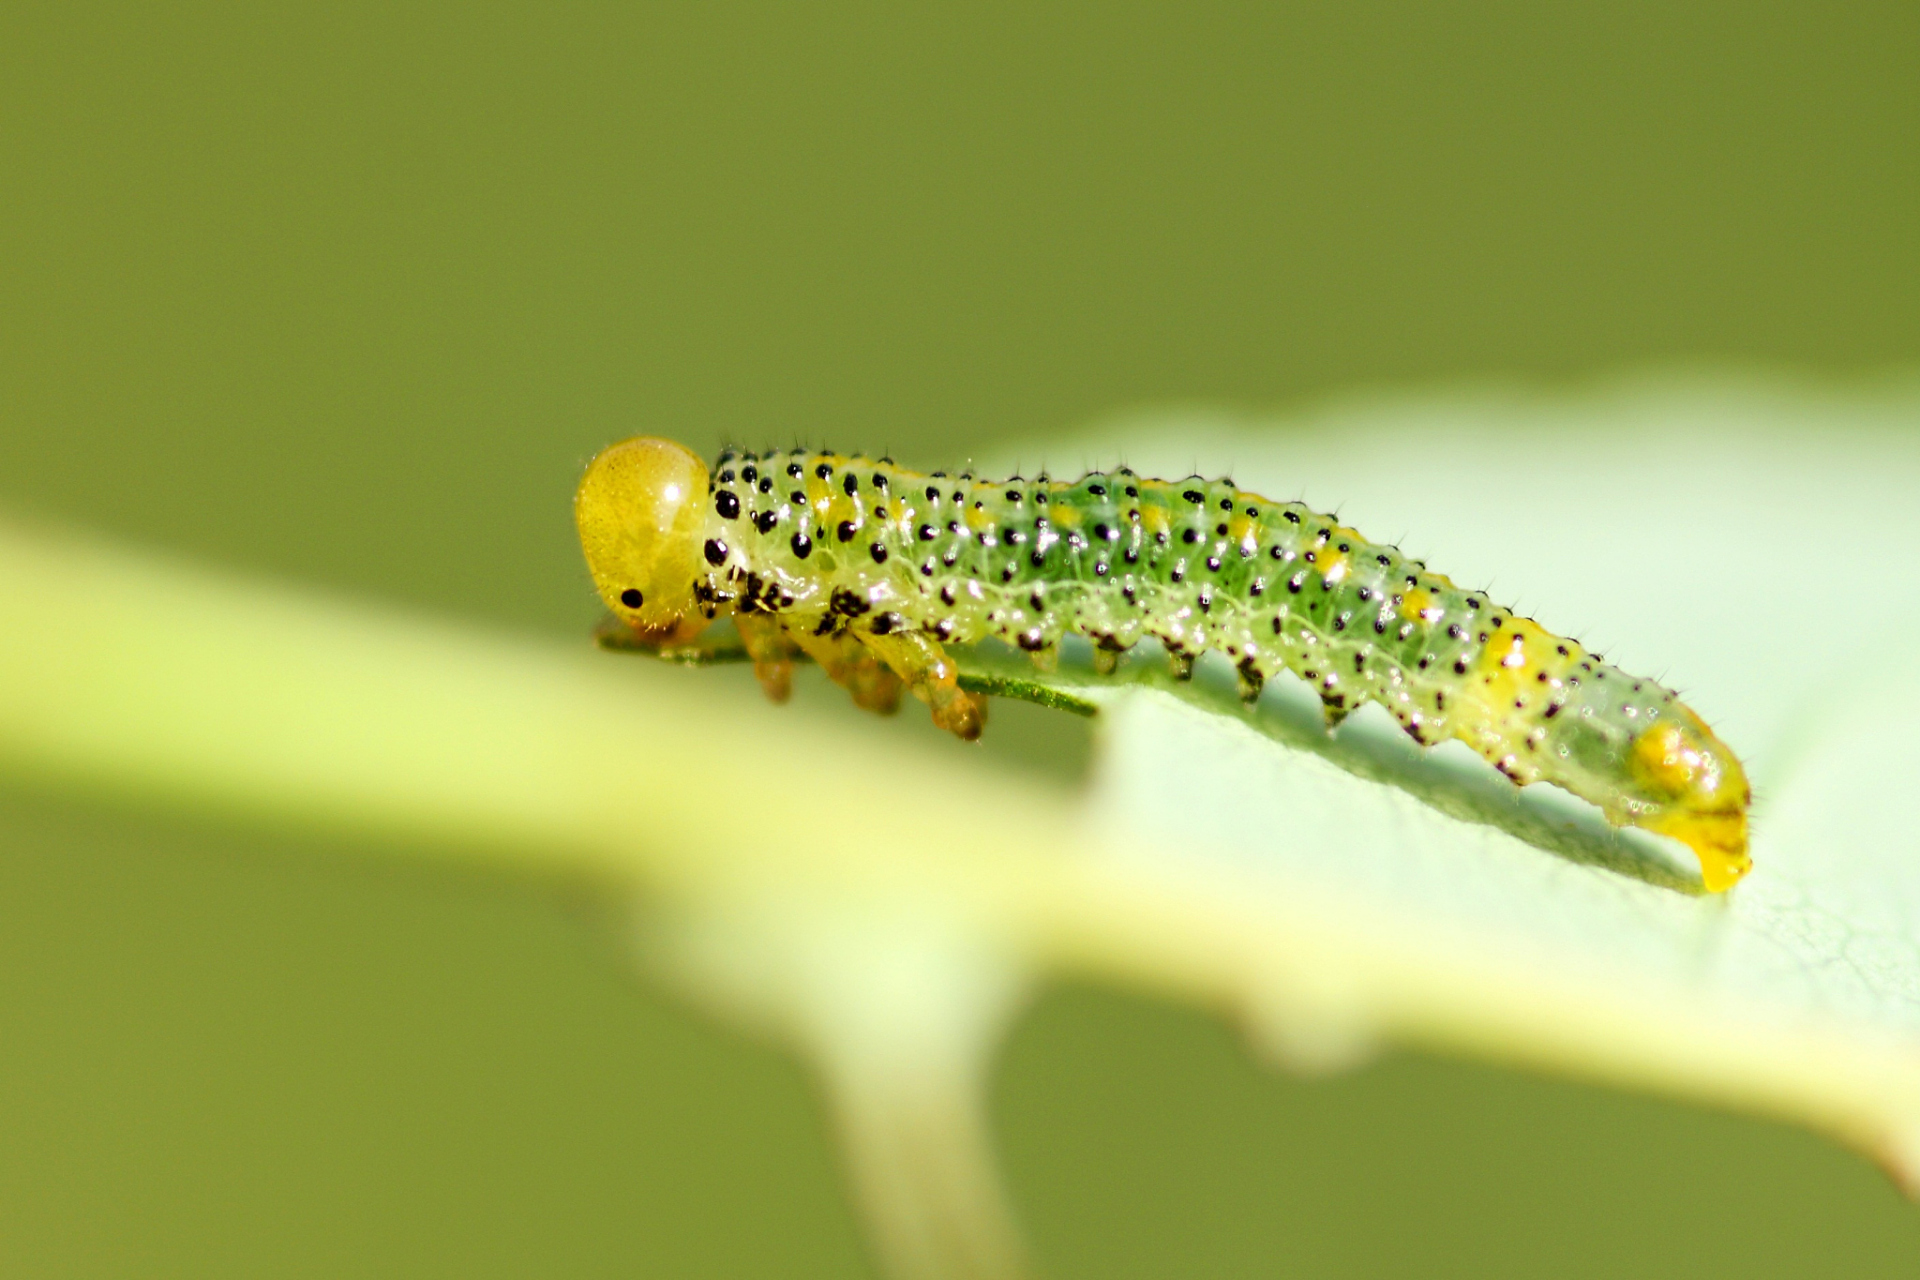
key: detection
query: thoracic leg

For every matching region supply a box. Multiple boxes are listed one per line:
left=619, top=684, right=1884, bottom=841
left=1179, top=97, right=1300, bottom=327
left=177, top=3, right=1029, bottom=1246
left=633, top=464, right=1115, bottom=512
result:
left=786, top=625, right=904, bottom=715
left=855, top=630, right=988, bottom=741
left=735, top=614, right=796, bottom=704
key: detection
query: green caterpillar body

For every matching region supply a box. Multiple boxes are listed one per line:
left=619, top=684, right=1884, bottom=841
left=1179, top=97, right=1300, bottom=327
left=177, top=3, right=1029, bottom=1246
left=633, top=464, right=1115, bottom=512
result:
left=576, top=438, right=1753, bottom=891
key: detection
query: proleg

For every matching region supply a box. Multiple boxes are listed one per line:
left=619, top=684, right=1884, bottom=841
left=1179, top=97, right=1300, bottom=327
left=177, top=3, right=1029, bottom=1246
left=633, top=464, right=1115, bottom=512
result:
left=575, top=438, right=1754, bottom=891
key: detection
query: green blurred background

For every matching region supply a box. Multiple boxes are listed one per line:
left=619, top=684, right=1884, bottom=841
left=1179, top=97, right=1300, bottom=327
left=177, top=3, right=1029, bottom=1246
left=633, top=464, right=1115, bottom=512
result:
left=3, top=3, right=1917, bottom=1275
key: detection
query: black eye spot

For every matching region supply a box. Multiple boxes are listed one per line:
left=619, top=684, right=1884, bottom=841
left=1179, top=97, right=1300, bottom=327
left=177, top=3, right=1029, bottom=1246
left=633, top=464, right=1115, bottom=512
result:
left=872, top=473, right=888, bottom=489
left=925, top=486, right=940, bottom=501
left=1007, top=490, right=1023, bottom=502
left=620, top=589, right=644, bottom=608
left=790, top=490, right=805, bottom=504
left=1183, top=490, right=1204, bottom=504
left=1219, top=498, right=1232, bottom=511
left=715, top=491, right=741, bottom=519
left=1125, top=485, right=1138, bottom=497
left=741, top=466, right=757, bottom=483
left=815, top=462, right=833, bottom=478
left=758, top=477, right=772, bottom=493
left=787, top=463, right=803, bottom=477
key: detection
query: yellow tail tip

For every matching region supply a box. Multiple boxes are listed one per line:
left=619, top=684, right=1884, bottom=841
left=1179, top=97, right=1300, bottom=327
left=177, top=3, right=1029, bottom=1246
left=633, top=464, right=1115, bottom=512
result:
left=1648, top=809, right=1751, bottom=893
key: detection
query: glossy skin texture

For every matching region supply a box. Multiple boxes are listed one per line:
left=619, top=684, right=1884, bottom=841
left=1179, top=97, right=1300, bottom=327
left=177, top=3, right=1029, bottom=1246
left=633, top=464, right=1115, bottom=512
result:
left=576, top=438, right=1753, bottom=891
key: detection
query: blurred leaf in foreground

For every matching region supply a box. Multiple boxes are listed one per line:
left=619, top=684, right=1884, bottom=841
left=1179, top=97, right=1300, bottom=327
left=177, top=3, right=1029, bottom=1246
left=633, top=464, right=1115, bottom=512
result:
left=2, top=378, right=1918, bottom=1278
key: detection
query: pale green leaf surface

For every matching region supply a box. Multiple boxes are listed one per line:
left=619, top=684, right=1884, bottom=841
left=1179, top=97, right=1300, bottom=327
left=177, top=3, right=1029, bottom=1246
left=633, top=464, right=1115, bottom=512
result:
left=2, top=379, right=1918, bottom=1277
left=1042, top=380, right=1920, bottom=1172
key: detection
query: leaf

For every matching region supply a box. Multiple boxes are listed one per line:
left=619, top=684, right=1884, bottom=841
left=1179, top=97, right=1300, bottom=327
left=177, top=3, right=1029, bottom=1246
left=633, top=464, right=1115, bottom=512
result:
left=3, top=376, right=1919, bottom=1277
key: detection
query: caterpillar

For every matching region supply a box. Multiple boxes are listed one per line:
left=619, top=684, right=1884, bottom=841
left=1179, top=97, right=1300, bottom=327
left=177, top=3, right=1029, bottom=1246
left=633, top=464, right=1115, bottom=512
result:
left=576, top=437, right=1753, bottom=891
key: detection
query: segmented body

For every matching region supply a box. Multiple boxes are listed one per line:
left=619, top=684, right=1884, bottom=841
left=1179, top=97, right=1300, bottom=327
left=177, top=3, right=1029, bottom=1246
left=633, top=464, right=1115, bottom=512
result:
left=578, top=440, right=1753, bottom=890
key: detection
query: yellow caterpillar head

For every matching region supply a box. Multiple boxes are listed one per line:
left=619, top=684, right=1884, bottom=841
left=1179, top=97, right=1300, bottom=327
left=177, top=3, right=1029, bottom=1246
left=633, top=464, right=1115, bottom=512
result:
left=1631, top=712, right=1753, bottom=892
left=575, top=437, right=712, bottom=644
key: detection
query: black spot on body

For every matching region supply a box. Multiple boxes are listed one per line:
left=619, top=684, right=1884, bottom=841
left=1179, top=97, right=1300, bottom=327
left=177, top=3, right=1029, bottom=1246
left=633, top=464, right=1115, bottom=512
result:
left=703, top=539, right=727, bottom=565
left=620, top=588, right=644, bottom=608
left=715, top=491, right=741, bottom=519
